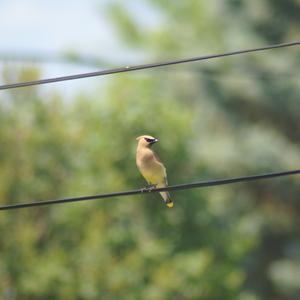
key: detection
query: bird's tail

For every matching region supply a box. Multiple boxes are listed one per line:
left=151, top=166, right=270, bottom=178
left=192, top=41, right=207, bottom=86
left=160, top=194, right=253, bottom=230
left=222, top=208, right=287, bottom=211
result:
left=159, top=191, right=174, bottom=208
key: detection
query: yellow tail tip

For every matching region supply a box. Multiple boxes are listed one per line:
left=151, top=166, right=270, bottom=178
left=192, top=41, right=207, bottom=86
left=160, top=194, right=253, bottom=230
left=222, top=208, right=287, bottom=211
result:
left=166, top=202, right=174, bottom=208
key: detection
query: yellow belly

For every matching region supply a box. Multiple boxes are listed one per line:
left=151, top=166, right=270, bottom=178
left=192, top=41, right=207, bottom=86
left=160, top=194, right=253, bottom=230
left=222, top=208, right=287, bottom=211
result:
left=141, top=167, right=165, bottom=185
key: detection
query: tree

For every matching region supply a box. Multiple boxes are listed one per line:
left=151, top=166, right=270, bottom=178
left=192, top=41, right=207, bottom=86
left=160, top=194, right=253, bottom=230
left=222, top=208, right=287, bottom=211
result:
left=0, top=1, right=300, bottom=299
left=107, top=1, right=300, bottom=299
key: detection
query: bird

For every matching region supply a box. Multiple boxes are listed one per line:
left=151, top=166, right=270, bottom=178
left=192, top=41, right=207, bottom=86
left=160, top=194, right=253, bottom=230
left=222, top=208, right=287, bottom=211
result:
left=136, top=135, right=174, bottom=208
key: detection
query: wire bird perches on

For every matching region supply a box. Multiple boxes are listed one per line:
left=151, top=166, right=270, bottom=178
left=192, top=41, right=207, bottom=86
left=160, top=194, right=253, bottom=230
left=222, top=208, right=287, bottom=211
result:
left=0, top=41, right=299, bottom=90
left=0, top=169, right=299, bottom=211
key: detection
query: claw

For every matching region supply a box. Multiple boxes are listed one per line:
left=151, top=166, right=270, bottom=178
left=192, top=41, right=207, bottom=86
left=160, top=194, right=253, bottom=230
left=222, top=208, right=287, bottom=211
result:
left=141, top=184, right=157, bottom=193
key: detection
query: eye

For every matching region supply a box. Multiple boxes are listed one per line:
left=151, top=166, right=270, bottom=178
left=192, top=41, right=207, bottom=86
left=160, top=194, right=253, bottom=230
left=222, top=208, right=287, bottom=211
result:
left=145, top=138, right=153, bottom=143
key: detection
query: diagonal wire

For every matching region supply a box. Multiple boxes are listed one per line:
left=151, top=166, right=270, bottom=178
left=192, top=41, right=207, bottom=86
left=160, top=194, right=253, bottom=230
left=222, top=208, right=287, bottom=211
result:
left=0, top=169, right=299, bottom=211
left=0, top=41, right=299, bottom=90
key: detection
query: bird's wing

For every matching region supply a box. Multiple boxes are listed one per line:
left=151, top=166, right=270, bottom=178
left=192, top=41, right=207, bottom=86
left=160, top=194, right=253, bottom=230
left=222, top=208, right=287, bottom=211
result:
left=164, top=175, right=168, bottom=185
left=151, top=151, right=168, bottom=185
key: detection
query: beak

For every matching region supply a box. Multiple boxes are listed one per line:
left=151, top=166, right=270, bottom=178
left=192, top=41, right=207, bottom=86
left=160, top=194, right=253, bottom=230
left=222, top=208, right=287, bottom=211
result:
left=151, top=138, right=159, bottom=144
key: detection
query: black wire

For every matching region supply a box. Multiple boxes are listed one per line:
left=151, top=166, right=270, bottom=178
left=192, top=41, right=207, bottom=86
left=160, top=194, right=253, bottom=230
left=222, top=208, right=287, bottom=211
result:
left=0, top=41, right=299, bottom=90
left=0, top=169, right=299, bottom=211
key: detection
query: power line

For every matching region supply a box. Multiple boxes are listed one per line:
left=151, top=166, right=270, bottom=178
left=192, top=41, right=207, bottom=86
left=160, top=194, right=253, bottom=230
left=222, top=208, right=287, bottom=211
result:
left=0, top=169, right=299, bottom=211
left=0, top=41, right=299, bottom=91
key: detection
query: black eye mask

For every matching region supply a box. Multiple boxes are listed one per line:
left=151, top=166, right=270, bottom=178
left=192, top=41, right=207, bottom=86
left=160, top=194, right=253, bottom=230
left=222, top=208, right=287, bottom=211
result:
left=144, top=138, right=156, bottom=144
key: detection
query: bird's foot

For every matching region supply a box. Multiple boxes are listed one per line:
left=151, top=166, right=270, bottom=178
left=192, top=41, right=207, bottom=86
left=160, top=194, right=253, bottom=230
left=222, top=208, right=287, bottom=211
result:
left=141, top=184, right=157, bottom=193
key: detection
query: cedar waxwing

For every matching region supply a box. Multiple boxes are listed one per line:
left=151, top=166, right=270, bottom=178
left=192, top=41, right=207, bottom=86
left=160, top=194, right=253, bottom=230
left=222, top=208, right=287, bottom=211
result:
left=136, top=135, right=174, bottom=208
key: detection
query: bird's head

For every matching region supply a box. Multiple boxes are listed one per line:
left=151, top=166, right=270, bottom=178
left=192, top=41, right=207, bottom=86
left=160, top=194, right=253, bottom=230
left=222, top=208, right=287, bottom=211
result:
left=136, top=135, right=159, bottom=148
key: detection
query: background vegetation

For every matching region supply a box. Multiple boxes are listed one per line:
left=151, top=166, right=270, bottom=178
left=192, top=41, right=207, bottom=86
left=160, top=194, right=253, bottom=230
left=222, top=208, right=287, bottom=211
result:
left=0, top=1, right=300, bottom=299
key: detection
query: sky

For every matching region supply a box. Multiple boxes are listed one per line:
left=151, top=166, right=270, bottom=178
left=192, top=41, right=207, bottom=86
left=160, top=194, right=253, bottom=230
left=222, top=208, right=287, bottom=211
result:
left=0, top=0, right=108, bottom=94
left=0, top=0, right=159, bottom=95
left=0, top=0, right=114, bottom=55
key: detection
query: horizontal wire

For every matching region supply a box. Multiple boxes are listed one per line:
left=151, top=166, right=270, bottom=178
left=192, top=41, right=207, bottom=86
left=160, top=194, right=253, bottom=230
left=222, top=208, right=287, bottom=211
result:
left=0, top=41, right=299, bottom=90
left=0, top=169, right=299, bottom=211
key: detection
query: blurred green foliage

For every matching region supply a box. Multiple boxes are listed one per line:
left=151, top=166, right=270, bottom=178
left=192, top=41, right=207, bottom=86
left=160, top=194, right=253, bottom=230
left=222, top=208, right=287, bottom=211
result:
left=0, top=1, right=300, bottom=299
